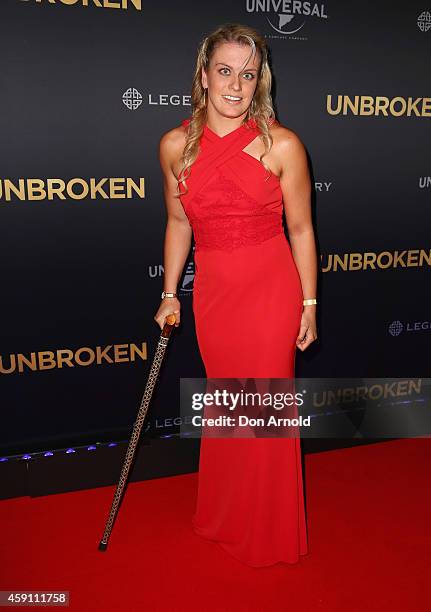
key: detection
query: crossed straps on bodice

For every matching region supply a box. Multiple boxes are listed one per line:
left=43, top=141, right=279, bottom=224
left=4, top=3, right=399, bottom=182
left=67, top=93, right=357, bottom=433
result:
left=178, top=117, right=283, bottom=252
left=179, top=117, right=264, bottom=204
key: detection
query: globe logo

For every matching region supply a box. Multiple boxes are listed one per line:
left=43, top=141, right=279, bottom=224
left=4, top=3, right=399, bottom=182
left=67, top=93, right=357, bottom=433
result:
left=389, top=320, right=404, bottom=336
left=181, top=260, right=195, bottom=293
left=417, top=11, right=431, bottom=32
left=122, top=87, right=143, bottom=110
left=267, top=13, right=306, bottom=35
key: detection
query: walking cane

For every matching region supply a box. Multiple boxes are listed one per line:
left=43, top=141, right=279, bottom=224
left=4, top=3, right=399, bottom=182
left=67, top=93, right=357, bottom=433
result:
left=98, top=313, right=177, bottom=552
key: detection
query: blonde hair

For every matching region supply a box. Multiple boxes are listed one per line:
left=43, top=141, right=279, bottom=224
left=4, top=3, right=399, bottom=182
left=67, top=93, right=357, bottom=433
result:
left=177, top=23, right=276, bottom=197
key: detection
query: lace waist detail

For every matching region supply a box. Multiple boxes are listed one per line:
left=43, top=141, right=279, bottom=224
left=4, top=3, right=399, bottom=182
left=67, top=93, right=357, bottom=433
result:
left=182, top=168, right=284, bottom=252
left=192, top=215, right=283, bottom=252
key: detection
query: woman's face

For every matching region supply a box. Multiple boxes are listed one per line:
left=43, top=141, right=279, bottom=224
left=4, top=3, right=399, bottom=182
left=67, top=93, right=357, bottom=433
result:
left=202, top=41, right=261, bottom=119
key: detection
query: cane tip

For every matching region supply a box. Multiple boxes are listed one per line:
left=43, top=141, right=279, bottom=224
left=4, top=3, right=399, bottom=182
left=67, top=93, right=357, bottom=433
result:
left=165, top=313, right=176, bottom=325
left=98, top=541, right=108, bottom=552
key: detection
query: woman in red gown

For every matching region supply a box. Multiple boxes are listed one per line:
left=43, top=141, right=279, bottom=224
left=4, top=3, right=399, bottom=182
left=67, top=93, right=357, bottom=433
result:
left=155, top=24, right=318, bottom=567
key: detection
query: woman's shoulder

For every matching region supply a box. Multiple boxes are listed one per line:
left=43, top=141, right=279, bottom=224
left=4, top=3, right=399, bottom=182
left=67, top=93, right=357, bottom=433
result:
left=268, top=118, right=301, bottom=141
left=268, top=120, right=306, bottom=158
left=159, top=119, right=189, bottom=157
left=160, top=119, right=189, bottom=141
left=253, top=116, right=301, bottom=145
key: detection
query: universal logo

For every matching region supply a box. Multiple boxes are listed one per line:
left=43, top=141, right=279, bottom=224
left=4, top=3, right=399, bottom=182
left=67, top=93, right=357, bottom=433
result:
left=245, top=0, right=328, bottom=38
left=20, top=0, right=142, bottom=10
left=149, top=259, right=195, bottom=295
left=123, top=88, right=191, bottom=110
left=389, top=320, right=431, bottom=336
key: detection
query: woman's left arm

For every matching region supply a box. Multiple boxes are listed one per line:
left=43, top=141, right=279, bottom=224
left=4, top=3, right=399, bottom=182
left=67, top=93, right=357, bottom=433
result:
left=277, top=128, right=318, bottom=351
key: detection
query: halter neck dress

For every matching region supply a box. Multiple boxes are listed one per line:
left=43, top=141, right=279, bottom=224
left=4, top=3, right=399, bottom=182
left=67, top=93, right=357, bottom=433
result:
left=178, top=116, right=309, bottom=567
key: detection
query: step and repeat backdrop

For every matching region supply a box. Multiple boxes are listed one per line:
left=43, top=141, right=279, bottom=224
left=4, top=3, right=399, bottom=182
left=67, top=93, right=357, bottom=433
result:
left=1, top=0, right=430, bottom=456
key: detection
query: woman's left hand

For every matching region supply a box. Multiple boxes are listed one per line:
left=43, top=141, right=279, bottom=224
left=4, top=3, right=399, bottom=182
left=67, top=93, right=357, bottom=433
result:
left=296, top=308, right=318, bottom=351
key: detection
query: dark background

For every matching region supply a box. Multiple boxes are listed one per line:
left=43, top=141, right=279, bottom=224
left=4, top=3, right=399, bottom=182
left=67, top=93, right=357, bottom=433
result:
left=1, top=0, right=430, bottom=456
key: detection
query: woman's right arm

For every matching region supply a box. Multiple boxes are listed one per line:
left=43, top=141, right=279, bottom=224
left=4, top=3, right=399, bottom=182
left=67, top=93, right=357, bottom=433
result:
left=153, top=129, right=193, bottom=330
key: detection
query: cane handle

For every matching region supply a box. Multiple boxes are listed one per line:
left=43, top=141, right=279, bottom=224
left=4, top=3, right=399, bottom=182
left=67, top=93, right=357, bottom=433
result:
left=161, top=313, right=176, bottom=338
left=165, top=313, right=176, bottom=325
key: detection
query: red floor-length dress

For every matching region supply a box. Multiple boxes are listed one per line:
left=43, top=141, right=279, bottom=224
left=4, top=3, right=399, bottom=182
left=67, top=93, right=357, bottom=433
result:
left=179, top=116, right=309, bottom=567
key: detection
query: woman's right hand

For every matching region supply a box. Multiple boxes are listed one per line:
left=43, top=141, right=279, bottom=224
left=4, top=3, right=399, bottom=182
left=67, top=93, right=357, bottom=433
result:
left=153, top=297, right=181, bottom=329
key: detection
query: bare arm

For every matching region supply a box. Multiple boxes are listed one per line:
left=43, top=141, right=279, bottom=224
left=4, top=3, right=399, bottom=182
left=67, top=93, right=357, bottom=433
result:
left=277, top=128, right=318, bottom=349
left=159, top=130, right=193, bottom=292
left=154, top=129, right=192, bottom=329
